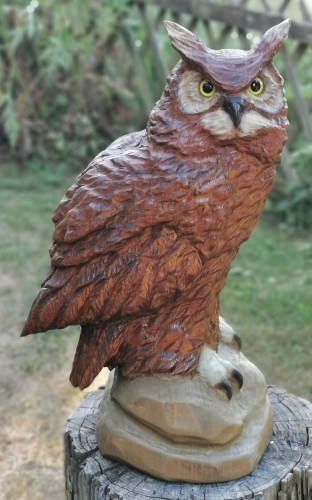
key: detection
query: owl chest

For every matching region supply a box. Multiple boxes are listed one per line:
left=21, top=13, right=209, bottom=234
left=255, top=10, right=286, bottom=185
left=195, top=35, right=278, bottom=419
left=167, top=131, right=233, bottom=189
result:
left=169, top=151, right=274, bottom=249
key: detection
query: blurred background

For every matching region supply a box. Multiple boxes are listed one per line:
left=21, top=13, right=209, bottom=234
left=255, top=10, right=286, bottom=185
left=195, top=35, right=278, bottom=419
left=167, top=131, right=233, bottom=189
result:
left=0, top=0, right=311, bottom=498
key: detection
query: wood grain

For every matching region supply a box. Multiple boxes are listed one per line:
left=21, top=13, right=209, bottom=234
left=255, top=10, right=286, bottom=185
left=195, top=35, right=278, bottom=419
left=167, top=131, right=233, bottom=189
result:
left=65, top=386, right=312, bottom=500
left=94, top=349, right=274, bottom=483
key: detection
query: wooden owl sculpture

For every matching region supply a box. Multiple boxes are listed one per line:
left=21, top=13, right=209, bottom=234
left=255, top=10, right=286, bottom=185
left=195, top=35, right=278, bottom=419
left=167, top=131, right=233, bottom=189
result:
left=22, top=20, right=290, bottom=400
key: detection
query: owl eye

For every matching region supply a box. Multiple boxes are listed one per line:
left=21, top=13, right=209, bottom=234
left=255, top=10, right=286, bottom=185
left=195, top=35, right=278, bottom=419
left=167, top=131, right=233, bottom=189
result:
left=199, top=80, right=216, bottom=97
left=248, top=77, right=264, bottom=96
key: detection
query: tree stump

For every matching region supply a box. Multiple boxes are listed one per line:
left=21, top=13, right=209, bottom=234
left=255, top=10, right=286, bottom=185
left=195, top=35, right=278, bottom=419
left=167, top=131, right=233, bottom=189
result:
left=64, top=386, right=312, bottom=500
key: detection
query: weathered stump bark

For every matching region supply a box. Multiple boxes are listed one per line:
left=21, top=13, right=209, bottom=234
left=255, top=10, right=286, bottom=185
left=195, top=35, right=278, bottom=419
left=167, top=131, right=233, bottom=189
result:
left=65, top=386, right=312, bottom=500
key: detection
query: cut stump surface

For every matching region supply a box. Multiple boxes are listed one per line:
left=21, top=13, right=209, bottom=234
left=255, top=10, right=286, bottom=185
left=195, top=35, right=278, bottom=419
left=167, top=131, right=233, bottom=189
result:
left=65, top=386, right=312, bottom=500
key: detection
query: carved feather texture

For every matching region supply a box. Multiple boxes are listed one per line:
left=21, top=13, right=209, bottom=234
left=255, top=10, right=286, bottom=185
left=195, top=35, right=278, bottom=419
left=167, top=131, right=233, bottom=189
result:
left=22, top=23, right=289, bottom=389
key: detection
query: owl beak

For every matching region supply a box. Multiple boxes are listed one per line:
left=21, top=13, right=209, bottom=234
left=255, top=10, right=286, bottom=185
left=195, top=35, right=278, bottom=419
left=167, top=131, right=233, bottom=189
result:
left=223, top=97, right=245, bottom=128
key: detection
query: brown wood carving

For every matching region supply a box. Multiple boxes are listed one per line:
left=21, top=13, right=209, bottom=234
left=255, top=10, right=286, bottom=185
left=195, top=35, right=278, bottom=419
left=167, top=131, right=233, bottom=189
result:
left=22, top=20, right=290, bottom=391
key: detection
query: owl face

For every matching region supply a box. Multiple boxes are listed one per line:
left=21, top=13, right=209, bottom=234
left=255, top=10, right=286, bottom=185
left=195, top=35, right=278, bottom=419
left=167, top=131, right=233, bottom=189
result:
left=177, top=62, right=288, bottom=139
left=159, top=20, right=290, bottom=143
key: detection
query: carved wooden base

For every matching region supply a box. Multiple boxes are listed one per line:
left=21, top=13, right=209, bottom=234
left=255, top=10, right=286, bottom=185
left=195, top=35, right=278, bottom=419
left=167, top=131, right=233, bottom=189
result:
left=95, top=347, right=273, bottom=483
left=65, top=386, right=312, bottom=500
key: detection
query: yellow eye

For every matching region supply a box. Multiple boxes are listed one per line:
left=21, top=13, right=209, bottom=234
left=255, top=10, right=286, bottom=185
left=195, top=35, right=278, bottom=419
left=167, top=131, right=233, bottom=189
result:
left=248, top=77, right=264, bottom=96
left=199, top=80, right=216, bottom=97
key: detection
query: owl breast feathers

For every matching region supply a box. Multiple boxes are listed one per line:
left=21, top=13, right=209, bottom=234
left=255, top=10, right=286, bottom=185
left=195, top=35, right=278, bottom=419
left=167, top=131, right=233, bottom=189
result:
left=22, top=20, right=290, bottom=391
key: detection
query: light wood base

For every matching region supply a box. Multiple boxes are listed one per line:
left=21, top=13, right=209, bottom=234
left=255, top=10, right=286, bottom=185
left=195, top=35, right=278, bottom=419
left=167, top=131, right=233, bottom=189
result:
left=65, top=386, right=312, bottom=499
left=95, top=360, right=273, bottom=482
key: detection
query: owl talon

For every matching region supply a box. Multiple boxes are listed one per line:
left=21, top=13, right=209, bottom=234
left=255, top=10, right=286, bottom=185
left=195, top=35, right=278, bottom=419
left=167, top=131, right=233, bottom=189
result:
left=231, top=368, right=243, bottom=389
left=219, top=316, right=241, bottom=351
left=216, top=379, right=233, bottom=400
left=233, top=332, right=242, bottom=350
left=197, top=345, right=242, bottom=400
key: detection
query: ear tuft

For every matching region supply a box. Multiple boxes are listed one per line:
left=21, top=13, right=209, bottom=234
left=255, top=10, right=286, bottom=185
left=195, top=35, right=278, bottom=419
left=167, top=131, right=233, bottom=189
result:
left=163, top=20, right=197, bottom=47
left=163, top=20, right=210, bottom=72
left=255, top=19, right=291, bottom=60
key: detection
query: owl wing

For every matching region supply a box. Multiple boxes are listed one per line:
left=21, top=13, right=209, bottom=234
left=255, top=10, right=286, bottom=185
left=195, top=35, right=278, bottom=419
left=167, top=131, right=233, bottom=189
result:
left=22, top=138, right=203, bottom=337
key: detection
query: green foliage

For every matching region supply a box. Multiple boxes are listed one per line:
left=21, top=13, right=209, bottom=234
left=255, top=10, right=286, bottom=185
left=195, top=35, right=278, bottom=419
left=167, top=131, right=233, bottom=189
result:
left=0, top=90, right=19, bottom=149
left=0, top=0, right=154, bottom=174
left=267, top=43, right=312, bottom=228
left=275, top=178, right=312, bottom=228
left=26, top=157, right=67, bottom=186
left=274, top=143, right=312, bottom=228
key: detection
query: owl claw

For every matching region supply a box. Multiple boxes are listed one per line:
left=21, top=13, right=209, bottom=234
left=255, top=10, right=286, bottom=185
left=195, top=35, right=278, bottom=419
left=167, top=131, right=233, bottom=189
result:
left=231, top=368, right=243, bottom=389
left=215, top=369, right=243, bottom=400
left=197, top=345, right=242, bottom=400
left=233, top=332, right=242, bottom=350
left=216, top=379, right=233, bottom=400
left=219, top=316, right=242, bottom=350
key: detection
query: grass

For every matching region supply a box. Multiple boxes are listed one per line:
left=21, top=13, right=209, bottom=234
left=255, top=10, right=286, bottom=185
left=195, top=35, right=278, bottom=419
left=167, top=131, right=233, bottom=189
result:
left=0, top=166, right=79, bottom=375
left=0, top=166, right=311, bottom=498
left=221, top=219, right=312, bottom=398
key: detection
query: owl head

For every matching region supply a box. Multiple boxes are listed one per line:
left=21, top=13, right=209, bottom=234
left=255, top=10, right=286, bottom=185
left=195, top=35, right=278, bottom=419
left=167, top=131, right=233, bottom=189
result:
left=148, top=20, right=290, bottom=158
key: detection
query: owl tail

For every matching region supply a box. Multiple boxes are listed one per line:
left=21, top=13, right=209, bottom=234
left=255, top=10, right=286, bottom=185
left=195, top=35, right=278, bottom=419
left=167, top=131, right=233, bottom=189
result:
left=69, top=322, right=123, bottom=390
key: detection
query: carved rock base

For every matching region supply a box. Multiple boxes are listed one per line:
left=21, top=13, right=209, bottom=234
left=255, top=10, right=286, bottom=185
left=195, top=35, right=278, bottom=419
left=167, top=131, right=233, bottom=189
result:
left=65, top=386, right=312, bottom=500
left=95, top=342, right=273, bottom=483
